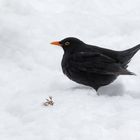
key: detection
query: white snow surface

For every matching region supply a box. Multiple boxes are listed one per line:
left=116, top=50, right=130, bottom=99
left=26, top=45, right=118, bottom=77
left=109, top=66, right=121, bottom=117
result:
left=0, top=0, right=140, bottom=140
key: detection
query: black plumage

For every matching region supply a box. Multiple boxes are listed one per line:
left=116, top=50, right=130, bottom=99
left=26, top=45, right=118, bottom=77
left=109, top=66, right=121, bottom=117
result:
left=51, top=37, right=140, bottom=93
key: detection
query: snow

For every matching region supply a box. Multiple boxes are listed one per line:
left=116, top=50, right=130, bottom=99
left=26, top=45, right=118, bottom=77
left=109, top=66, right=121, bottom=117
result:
left=0, top=0, right=140, bottom=139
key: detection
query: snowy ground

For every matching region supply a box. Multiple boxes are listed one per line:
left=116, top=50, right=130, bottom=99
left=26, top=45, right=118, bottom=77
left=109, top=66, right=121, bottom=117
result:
left=0, top=0, right=140, bottom=139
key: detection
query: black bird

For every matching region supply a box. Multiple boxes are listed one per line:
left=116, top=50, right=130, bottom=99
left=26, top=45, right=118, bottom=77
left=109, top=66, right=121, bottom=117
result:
left=51, top=37, right=140, bottom=94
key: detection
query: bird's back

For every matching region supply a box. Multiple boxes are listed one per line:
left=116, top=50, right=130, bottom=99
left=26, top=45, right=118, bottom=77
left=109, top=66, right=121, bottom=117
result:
left=87, top=44, right=140, bottom=68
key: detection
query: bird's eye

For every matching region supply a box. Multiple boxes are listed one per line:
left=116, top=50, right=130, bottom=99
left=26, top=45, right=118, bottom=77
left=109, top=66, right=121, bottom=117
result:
left=65, top=41, right=70, bottom=46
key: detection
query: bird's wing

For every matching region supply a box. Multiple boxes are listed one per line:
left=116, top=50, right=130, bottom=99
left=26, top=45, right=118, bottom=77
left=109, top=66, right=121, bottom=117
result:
left=70, top=52, right=133, bottom=75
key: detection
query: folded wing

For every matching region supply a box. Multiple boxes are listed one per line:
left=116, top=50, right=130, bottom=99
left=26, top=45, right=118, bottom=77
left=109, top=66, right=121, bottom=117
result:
left=70, top=52, right=134, bottom=75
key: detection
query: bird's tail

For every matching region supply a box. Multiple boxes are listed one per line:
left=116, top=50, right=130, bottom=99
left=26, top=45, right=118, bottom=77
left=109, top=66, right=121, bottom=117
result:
left=119, top=44, right=140, bottom=67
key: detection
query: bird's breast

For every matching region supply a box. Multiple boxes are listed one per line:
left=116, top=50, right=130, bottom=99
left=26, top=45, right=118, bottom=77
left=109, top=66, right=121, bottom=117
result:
left=61, top=54, right=73, bottom=79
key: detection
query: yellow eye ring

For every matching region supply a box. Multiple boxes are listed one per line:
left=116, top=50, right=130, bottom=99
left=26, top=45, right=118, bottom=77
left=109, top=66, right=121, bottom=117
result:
left=65, top=42, right=70, bottom=46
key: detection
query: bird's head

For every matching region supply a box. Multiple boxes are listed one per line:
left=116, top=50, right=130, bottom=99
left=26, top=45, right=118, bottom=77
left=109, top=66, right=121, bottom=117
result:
left=51, top=37, right=85, bottom=52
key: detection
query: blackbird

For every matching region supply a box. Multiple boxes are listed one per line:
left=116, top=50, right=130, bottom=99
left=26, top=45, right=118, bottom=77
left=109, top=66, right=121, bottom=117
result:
left=51, top=37, right=140, bottom=94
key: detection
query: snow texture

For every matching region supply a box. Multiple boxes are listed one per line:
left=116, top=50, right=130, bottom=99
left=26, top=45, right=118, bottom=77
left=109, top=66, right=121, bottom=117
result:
left=0, top=0, right=140, bottom=140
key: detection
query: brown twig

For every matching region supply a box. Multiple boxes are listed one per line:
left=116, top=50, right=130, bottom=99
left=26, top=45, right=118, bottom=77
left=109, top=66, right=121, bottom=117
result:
left=43, top=96, right=54, bottom=106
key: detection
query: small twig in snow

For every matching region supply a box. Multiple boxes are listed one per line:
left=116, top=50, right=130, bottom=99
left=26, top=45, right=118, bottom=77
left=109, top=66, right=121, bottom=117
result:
left=43, top=96, right=54, bottom=106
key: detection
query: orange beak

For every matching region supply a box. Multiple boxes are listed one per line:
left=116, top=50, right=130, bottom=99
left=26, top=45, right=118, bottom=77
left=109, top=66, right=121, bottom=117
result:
left=50, top=41, right=61, bottom=46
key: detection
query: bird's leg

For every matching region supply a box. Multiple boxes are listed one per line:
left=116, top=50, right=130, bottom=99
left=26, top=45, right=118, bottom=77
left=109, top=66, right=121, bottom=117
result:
left=94, top=87, right=100, bottom=96
left=97, top=91, right=100, bottom=96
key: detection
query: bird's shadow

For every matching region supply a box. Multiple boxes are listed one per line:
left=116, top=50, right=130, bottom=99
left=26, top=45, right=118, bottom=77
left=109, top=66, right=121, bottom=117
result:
left=98, top=83, right=125, bottom=96
left=71, top=85, right=92, bottom=90
left=126, top=91, right=140, bottom=99
left=71, top=83, right=125, bottom=96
